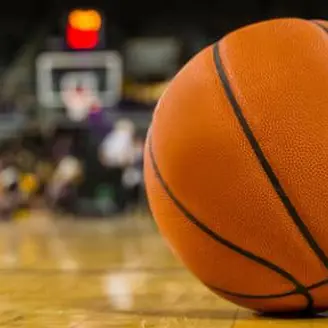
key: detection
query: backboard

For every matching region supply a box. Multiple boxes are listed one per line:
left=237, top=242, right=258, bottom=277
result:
left=35, top=51, right=122, bottom=119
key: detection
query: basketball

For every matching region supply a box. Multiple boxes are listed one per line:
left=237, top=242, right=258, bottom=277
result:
left=144, top=18, right=328, bottom=314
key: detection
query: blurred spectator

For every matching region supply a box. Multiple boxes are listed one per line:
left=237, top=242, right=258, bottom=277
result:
left=99, top=119, right=136, bottom=168
left=122, top=135, right=145, bottom=210
left=98, top=119, right=136, bottom=212
left=47, top=155, right=83, bottom=214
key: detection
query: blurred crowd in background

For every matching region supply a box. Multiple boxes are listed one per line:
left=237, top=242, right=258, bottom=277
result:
left=0, top=0, right=326, bottom=220
left=0, top=117, right=145, bottom=219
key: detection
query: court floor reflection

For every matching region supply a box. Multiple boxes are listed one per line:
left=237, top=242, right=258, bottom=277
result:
left=0, top=212, right=325, bottom=327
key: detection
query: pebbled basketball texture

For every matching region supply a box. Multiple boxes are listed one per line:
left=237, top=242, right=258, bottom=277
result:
left=144, top=18, right=328, bottom=313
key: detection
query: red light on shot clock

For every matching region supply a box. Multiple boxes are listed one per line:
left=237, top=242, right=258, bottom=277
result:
left=66, top=9, right=102, bottom=50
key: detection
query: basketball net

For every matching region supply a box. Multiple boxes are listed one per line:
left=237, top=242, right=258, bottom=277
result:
left=61, top=86, right=100, bottom=122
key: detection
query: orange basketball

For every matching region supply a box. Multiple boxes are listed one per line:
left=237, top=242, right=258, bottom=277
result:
left=144, top=18, right=328, bottom=314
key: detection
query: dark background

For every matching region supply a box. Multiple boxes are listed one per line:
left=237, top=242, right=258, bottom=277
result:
left=0, top=0, right=327, bottom=217
left=2, top=0, right=328, bottom=70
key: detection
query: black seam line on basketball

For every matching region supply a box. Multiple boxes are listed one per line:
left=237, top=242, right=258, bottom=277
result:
left=147, top=133, right=312, bottom=309
left=213, top=43, right=328, bottom=269
left=308, top=278, right=328, bottom=290
left=312, top=21, right=328, bottom=34
left=207, top=276, right=328, bottom=300
left=207, top=284, right=297, bottom=299
left=208, top=277, right=328, bottom=299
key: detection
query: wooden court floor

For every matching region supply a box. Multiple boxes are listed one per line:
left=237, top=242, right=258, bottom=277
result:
left=0, top=211, right=326, bottom=327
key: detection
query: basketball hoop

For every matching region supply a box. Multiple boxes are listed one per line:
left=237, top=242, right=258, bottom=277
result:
left=61, top=86, right=96, bottom=121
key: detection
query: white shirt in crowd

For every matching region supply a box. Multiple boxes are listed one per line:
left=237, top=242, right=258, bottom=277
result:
left=0, top=167, right=18, bottom=188
left=54, top=156, right=81, bottom=183
left=100, top=120, right=136, bottom=168
left=49, top=156, right=82, bottom=198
